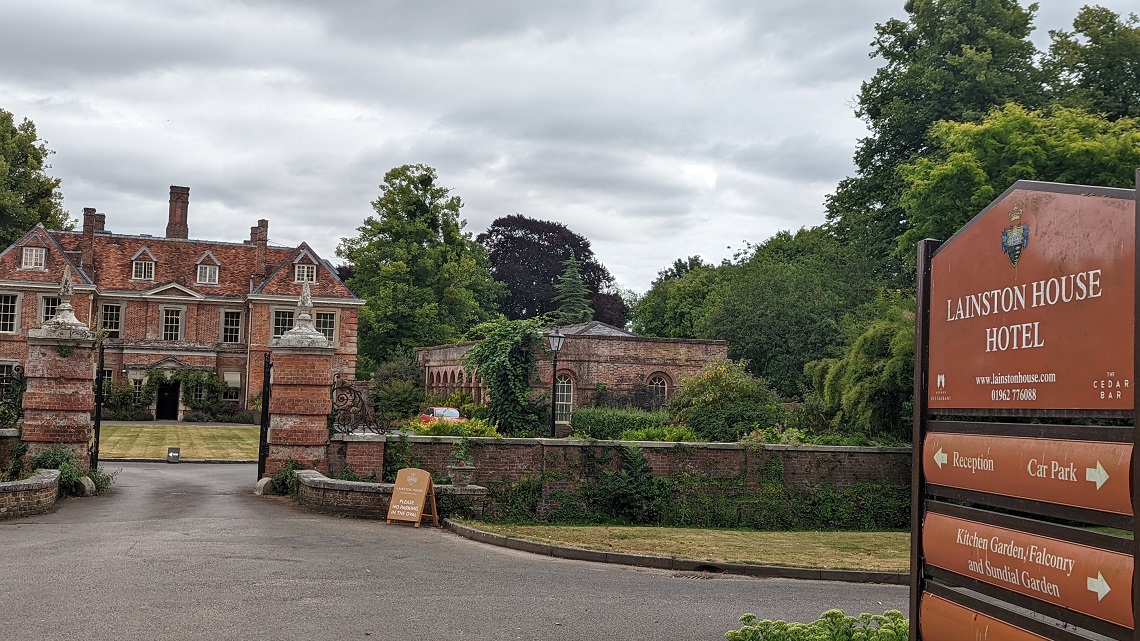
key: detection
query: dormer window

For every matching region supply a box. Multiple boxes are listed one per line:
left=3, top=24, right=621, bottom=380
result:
left=295, top=264, right=316, bottom=283
left=133, top=260, right=155, bottom=280
left=197, top=264, right=218, bottom=284
left=21, top=247, right=45, bottom=269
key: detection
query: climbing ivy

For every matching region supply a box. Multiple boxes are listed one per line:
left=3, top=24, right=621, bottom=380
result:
left=462, top=317, right=548, bottom=436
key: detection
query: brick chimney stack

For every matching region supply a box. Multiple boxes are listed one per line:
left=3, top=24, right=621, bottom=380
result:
left=253, top=219, right=269, bottom=277
left=167, top=185, right=190, bottom=239
left=82, top=207, right=98, bottom=269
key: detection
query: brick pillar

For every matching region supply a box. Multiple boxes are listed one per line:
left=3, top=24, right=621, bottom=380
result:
left=265, top=283, right=335, bottom=477
left=21, top=268, right=97, bottom=471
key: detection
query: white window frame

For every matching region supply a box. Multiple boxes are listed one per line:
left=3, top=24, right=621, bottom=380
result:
left=161, top=306, right=184, bottom=341
left=132, top=260, right=155, bottom=281
left=222, top=310, right=242, bottom=343
left=21, top=247, right=46, bottom=269
left=196, top=264, right=219, bottom=285
left=314, top=310, right=336, bottom=344
left=272, top=308, right=295, bottom=338
left=0, top=293, right=19, bottom=333
left=294, top=264, right=316, bottom=283
left=555, top=374, right=573, bottom=423
left=101, top=303, right=122, bottom=339
left=38, top=295, right=60, bottom=324
left=648, top=375, right=668, bottom=403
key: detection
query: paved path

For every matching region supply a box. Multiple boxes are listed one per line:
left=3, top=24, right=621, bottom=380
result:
left=0, top=463, right=909, bottom=640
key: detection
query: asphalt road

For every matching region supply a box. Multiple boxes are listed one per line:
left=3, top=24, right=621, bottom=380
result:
left=0, top=463, right=909, bottom=640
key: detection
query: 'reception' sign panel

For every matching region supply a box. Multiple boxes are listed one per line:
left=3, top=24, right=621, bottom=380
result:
left=927, top=186, right=1135, bottom=411
left=919, top=593, right=1050, bottom=641
left=923, top=433, right=1132, bottom=516
left=923, top=512, right=1134, bottom=628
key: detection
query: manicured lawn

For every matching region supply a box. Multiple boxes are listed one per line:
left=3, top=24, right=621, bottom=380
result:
left=99, top=423, right=260, bottom=460
left=457, top=522, right=911, bottom=571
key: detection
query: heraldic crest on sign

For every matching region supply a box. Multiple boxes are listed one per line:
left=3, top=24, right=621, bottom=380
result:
left=1001, top=208, right=1030, bottom=266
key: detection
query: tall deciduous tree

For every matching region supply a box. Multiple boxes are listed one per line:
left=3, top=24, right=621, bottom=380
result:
left=897, top=103, right=1140, bottom=254
left=1047, top=5, right=1140, bottom=120
left=551, top=253, right=594, bottom=326
left=826, top=0, right=1045, bottom=285
left=337, top=164, right=503, bottom=373
left=476, top=215, right=623, bottom=324
left=0, top=108, right=72, bottom=247
left=630, top=257, right=721, bottom=338
left=704, top=228, right=878, bottom=397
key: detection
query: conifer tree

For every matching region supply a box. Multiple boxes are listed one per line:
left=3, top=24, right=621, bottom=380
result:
left=551, top=253, right=593, bottom=325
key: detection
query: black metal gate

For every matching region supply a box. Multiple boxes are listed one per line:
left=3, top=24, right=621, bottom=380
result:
left=0, top=364, right=25, bottom=431
left=256, top=352, right=272, bottom=479
left=90, top=343, right=104, bottom=470
left=329, top=375, right=382, bottom=434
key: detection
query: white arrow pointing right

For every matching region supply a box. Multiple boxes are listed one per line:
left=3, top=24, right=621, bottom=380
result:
left=933, top=448, right=948, bottom=469
left=1086, top=462, right=1109, bottom=490
left=1088, top=572, right=1111, bottom=601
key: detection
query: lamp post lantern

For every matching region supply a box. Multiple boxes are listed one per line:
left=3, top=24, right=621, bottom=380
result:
left=547, top=329, right=565, bottom=438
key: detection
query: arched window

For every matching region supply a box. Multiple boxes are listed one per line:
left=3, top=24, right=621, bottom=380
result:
left=648, top=375, right=668, bottom=405
left=555, top=374, right=573, bottom=423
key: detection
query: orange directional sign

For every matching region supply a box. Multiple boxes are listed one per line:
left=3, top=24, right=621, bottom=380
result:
left=923, top=512, right=1134, bottom=628
left=924, top=433, right=1133, bottom=515
left=919, top=593, right=1050, bottom=641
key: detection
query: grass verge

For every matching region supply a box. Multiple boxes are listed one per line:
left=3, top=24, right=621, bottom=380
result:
left=456, top=521, right=910, bottom=571
left=99, top=423, right=259, bottom=460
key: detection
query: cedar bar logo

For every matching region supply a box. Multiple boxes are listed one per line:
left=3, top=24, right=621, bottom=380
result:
left=1001, top=209, right=1029, bottom=266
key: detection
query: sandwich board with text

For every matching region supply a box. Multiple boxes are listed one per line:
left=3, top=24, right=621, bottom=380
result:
left=386, top=467, right=439, bottom=528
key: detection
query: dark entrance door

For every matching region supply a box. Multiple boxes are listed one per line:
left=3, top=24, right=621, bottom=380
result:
left=156, top=382, right=180, bottom=420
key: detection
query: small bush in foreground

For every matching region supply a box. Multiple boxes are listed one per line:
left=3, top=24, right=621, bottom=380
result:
left=271, top=459, right=307, bottom=495
left=26, top=447, right=116, bottom=495
left=725, top=609, right=907, bottom=641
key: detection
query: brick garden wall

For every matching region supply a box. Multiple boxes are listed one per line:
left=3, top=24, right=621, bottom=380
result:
left=331, top=435, right=909, bottom=488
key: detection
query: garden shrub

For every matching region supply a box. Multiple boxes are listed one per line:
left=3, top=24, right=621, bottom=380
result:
left=725, top=610, right=908, bottom=641
left=402, top=418, right=501, bottom=437
left=182, top=411, right=211, bottom=422
left=618, top=425, right=700, bottom=442
left=271, top=459, right=306, bottom=495
left=373, top=379, right=426, bottom=425
left=570, top=407, right=669, bottom=440
left=669, top=360, right=781, bottom=442
left=26, top=447, right=116, bottom=496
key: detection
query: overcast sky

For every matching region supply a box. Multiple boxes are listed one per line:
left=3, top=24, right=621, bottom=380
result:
left=0, top=0, right=1100, bottom=292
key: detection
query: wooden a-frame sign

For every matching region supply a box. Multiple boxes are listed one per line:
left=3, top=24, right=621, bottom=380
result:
left=387, top=467, right=439, bottom=528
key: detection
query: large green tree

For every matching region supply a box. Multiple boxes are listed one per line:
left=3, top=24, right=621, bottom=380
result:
left=476, top=214, right=624, bottom=325
left=703, top=228, right=878, bottom=397
left=337, top=164, right=504, bottom=372
left=1047, top=5, right=1140, bottom=121
left=826, top=0, right=1045, bottom=285
left=898, top=103, right=1140, bottom=253
left=630, top=256, right=722, bottom=338
left=1, top=108, right=72, bottom=247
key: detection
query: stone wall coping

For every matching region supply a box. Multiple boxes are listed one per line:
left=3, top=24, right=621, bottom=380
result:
left=294, top=469, right=487, bottom=496
left=0, top=468, right=61, bottom=493
left=328, top=433, right=912, bottom=454
left=0, top=428, right=18, bottom=438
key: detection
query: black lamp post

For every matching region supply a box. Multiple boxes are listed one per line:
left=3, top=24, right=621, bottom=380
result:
left=547, top=329, right=565, bottom=438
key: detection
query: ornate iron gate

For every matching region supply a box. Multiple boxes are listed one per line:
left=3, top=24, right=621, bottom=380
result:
left=0, top=364, right=26, bottom=430
left=329, top=375, right=382, bottom=434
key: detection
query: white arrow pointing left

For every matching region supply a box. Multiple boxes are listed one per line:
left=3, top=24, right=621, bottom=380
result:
left=933, top=448, right=948, bottom=469
left=1086, top=462, right=1109, bottom=490
left=1088, top=573, right=1111, bottom=601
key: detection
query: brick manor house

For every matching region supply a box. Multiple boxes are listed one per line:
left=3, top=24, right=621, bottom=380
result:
left=0, top=186, right=362, bottom=419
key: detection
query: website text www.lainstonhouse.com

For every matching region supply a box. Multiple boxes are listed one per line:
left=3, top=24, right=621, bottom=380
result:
left=975, top=372, right=1057, bottom=385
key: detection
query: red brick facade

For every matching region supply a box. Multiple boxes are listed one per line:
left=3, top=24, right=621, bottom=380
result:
left=0, top=186, right=363, bottom=418
left=415, top=322, right=728, bottom=432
